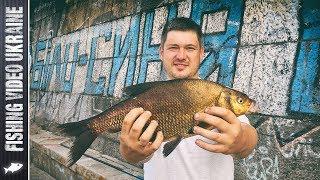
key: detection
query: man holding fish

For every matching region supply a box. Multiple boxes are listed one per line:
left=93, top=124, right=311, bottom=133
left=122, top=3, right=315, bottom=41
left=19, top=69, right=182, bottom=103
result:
left=119, top=17, right=258, bottom=179
left=58, top=16, right=258, bottom=179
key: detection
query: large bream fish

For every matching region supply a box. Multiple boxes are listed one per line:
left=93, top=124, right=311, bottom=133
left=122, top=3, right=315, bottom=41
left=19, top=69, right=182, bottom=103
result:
left=59, top=79, right=257, bottom=166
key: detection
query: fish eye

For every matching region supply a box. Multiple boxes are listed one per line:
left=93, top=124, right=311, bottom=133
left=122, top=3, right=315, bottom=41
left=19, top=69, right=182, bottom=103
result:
left=237, top=97, right=244, bottom=104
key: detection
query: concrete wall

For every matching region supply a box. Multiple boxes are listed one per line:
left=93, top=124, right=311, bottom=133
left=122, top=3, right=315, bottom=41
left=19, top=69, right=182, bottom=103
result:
left=30, top=0, right=320, bottom=179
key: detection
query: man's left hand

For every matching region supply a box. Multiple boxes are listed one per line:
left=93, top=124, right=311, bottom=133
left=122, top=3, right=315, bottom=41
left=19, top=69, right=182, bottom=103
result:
left=193, top=106, right=256, bottom=157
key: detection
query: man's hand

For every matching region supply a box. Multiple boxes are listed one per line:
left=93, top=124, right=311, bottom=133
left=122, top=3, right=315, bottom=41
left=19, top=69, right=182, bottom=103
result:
left=119, top=107, right=164, bottom=163
left=193, top=106, right=258, bottom=158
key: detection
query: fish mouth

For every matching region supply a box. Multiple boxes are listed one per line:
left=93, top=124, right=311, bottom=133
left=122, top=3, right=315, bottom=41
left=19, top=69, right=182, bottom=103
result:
left=248, top=100, right=259, bottom=113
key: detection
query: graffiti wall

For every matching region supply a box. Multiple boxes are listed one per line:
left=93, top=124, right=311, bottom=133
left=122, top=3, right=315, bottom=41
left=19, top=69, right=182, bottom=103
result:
left=30, top=0, right=319, bottom=179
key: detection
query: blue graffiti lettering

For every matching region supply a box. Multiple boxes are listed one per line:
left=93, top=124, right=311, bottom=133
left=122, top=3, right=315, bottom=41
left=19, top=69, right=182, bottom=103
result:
left=31, top=40, right=47, bottom=90
left=290, top=2, right=320, bottom=115
left=108, top=15, right=140, bottom=95
left=84, top=37, right=105, bottom=94
left=40, top=40, right=53, bottom=90
left=191, top=0, right=244, bottom=87
left=61, top=42, right=77, bottom=92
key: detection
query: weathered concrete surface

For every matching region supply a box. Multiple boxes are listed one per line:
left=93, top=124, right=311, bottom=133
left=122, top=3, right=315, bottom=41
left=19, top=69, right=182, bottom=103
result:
left=241, top=0, right=299, bottom=44
left=30, top=163, right=56, bottom=180
left=30, top=130, right=143, bottom=179
left=234, top=115, right=320, bottom=180
left=234, top=43, right=297, bottom=116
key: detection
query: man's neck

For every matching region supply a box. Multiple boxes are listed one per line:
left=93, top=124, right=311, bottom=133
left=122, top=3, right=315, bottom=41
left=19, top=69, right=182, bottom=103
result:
left=167, top=75, right=200, bottom=80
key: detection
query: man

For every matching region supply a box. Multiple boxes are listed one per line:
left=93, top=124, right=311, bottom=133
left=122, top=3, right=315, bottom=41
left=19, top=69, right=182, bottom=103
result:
left=119, top=17, right=258, bottom=179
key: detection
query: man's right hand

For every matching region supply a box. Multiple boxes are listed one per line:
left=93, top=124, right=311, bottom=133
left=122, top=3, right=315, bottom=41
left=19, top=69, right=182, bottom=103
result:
left=119, top=107, right=164, bottom=163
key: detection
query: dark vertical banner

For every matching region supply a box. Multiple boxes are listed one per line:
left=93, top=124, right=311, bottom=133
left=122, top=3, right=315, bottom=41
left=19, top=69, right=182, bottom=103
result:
left=0, top=0, right=29, bottom=179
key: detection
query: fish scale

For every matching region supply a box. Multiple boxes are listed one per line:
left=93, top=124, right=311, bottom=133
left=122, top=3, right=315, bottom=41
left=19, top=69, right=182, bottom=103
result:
left=145, top=87, right=196, bottom=139
left=58, top=79, right=255, bottom=166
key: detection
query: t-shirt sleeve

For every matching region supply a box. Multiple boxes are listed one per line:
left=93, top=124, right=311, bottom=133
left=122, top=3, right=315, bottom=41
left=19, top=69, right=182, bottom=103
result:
left=237, top=115, right=250, bottom=124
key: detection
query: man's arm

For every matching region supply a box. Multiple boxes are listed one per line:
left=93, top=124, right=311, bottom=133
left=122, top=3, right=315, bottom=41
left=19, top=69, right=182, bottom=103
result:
left=193, top=106, right=258, bottom=158
left=236, top=122, right=258, bottom=158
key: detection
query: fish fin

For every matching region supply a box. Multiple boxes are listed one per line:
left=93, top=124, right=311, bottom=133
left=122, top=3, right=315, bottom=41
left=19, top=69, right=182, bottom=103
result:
left=140, top=122, right=157, bottom=142
left=163, top=136, right=182, bottom=157
left=66, top=130, right=97, bottom=167
left=58, top=119, right=97, bottom=167
left=58, top=118, right=93, bottom=136
left=106, top=127, right=121, bottom=133
left=123, top=81, right=165, bottom=97
left=198, top=122, right=212, bottom=129
left=149, top=132, right=157, bottom=142
left=123, top=79, right=191, bottom=97
left=187, top=127, right=194, bottom=134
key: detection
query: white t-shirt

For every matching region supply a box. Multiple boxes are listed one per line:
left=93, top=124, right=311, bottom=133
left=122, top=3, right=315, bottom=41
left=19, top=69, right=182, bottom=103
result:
left=143, top=115, right=250, bottom=180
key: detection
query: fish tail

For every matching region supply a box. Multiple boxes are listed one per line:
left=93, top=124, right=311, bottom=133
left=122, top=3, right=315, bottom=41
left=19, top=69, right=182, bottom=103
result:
left=4, top=168, right=8, bottom=174
left=58, top=118, right=97, bottom=167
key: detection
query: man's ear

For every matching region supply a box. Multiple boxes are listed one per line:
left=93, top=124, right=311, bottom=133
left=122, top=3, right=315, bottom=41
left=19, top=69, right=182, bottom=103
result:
left=159, top=46, right=164, bottom=61
left=200, top=46, right=205, bottom=62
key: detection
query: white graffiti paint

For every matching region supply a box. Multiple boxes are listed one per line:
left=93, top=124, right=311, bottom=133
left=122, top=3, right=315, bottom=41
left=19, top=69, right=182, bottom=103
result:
left=242, top=147, right=280, bottom=180
left=281, top=138, right=320, bottom=159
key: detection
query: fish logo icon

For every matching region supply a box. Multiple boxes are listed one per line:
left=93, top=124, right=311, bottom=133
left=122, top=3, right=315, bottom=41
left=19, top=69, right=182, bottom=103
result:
left=4, top=163, right=23, bottom=174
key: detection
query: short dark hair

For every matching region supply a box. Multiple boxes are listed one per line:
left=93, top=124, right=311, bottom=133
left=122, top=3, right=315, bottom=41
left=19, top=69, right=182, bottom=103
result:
left=161, top=17, right=203, bottom=46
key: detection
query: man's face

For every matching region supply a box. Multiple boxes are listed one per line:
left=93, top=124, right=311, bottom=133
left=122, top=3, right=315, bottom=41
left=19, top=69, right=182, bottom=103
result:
left=160, top=30, right=204, bottom=80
